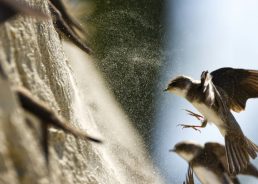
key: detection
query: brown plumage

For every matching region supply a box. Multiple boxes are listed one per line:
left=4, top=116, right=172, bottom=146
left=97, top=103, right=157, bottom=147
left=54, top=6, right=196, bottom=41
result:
left=172, top=141, right=238, bottom=184
left=173, top=141, right=258, bottom=184
left=183, top=166, right=195, bottom=184
left=205, top=142, right=258, bottom=179
left=211, top=68, right=258, bottom=112
left=166, top=67, right=258, bottom=175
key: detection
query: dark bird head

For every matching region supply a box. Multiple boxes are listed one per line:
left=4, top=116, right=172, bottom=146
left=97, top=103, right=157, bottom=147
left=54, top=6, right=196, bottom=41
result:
left=164, top=76, right=193, bottom=97
left=170, top=141, right=202, bottom=162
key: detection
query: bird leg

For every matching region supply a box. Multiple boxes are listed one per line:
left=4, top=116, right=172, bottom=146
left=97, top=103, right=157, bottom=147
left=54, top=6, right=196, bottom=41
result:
left=183, top=109, right=204, bottom=120
left=177, top=119, right=208, bottom=133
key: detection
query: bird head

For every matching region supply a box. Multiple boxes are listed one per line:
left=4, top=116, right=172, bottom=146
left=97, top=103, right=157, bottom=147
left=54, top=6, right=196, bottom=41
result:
left=164, top=76, right=193, bottom=98
left=170, top=141, right=202, bottom=162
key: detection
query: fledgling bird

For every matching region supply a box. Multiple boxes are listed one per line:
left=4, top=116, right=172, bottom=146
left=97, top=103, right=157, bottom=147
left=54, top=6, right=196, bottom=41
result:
left=171, top=141, right=258, bottom=184
left=164, top=67, right=258, bottom=175
left=0, top=0, right=49, bottom=23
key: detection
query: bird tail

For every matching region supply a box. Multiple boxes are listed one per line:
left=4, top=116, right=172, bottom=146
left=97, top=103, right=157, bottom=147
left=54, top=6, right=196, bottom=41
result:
left=225, top=134, right=258, bottom=175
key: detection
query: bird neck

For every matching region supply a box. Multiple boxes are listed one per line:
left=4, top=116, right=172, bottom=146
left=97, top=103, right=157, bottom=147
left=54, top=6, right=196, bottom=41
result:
left=185, top=81, right=202, bottom=102
left=178, top=152, right=195, bottom=162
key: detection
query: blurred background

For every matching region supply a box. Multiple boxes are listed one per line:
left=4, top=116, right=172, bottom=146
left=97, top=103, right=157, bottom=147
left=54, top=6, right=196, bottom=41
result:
left=74, top=0, right=258, bottom=183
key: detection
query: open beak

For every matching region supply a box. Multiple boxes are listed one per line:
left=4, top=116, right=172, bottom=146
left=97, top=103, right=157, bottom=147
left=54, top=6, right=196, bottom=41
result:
left=169, top=148, right=176, bottom=152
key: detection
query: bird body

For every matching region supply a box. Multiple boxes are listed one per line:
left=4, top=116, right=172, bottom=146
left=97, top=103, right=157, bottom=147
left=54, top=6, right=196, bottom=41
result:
left=171, top=141, right=237, bottom=184
left=191, top=95, right=226, bottom=136
left=166, top=67, right=258, bottom=175
left=193, top=166, right=223, bottom=184
left=172, top=141, right=258, bottom=184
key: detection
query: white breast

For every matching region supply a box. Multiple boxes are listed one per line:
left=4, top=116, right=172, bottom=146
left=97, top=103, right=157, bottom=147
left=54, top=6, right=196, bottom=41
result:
left=192, top=102, right=226, bottom=136
left=193, top=166, right=221, bottom=184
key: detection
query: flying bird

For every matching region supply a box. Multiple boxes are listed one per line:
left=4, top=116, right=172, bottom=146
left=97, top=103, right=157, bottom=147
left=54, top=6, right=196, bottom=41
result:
left=171, top=141, right=258, bottom=184
left=165, top=67, right=258, bottom=175
left=0, top=0, right=49, bottom=23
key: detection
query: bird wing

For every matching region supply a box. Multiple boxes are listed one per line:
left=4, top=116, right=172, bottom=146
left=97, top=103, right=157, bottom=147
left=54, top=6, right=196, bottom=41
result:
left=183, top=165, right=195, bottom=184
left=204, top=143, right=241, bottom=184
left=210, top=67, right=258, bottom=112
left=205, top=142, right=258, bottom=179
left=200, top=71, right=215, bottom=106
left=204, top=142, right=228, bottom=171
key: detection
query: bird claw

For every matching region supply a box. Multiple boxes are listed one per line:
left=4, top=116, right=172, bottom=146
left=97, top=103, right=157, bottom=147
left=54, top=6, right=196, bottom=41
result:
left=177, top=123, right=201, bottom=133
left=183, top=109, right=204, bottom=121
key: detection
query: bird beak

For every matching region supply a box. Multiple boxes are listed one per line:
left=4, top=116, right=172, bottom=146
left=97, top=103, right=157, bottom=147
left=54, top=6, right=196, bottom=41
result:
left=169, top=148, right=176, bottom=152
left=163, top=88, right=168, bottom=92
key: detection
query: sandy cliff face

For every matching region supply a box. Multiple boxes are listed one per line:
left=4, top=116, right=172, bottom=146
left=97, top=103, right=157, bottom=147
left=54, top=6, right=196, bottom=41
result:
left=0, top=1, right=163, bottom=183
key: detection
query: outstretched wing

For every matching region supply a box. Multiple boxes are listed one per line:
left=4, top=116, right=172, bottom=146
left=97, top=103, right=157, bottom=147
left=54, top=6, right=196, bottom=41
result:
left=183, top=165, right=195, bottom=184
left=211, top=67, right=258, bottom=112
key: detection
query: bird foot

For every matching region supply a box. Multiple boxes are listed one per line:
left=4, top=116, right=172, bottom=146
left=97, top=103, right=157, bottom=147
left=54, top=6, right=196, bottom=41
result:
left=177, top=123, right=202, bottom=133
left=183, top=109, right=204, bottom=121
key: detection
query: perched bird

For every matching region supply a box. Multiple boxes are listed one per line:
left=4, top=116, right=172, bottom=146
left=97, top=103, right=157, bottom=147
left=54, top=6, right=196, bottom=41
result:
left=171, top=141, right=258, bottom=184
left=164, top=67, right=258, bottom=175
left=0, top=0, right=49, bottom=23
left=48, top=0, right=92, bottom=54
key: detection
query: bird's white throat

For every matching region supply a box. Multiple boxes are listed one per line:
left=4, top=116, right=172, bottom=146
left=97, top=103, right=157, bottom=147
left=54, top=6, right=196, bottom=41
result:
left=177, top=151, right=194, bottom=162
left=170, top=88, right=188, bottom=98
left=193, top=166, right=221, bottom=184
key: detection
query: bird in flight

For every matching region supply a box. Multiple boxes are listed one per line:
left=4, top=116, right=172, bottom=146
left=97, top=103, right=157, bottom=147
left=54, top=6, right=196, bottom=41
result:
left=171, top=141, right=258, bottom=184
left=165, top=67, right=258, bottom=175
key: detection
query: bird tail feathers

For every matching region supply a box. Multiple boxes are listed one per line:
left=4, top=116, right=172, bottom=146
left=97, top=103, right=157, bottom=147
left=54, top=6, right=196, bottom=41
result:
left=225, top=134, right=258, bottom=175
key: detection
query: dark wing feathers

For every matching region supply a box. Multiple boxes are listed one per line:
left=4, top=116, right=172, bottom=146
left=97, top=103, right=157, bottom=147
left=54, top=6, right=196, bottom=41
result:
left=205, top=142, right=258, bottom=179
left=183, top=165, right=194, bottom=184
left=225, top=134, right=258, bottom=175
left=211, top=67, right=258, bottom=112
left=205, top=142, right=229, bottom=172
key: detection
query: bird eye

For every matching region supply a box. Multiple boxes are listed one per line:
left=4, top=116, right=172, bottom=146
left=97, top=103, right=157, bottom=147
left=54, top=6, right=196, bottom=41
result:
left=170, top=81, right=177, bottom=87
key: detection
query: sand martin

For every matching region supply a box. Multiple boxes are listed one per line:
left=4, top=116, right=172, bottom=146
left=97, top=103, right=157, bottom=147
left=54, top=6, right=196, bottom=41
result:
left=165, top=67, right=258, bottom=175
left=171, top=141, right=258, bottom=184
